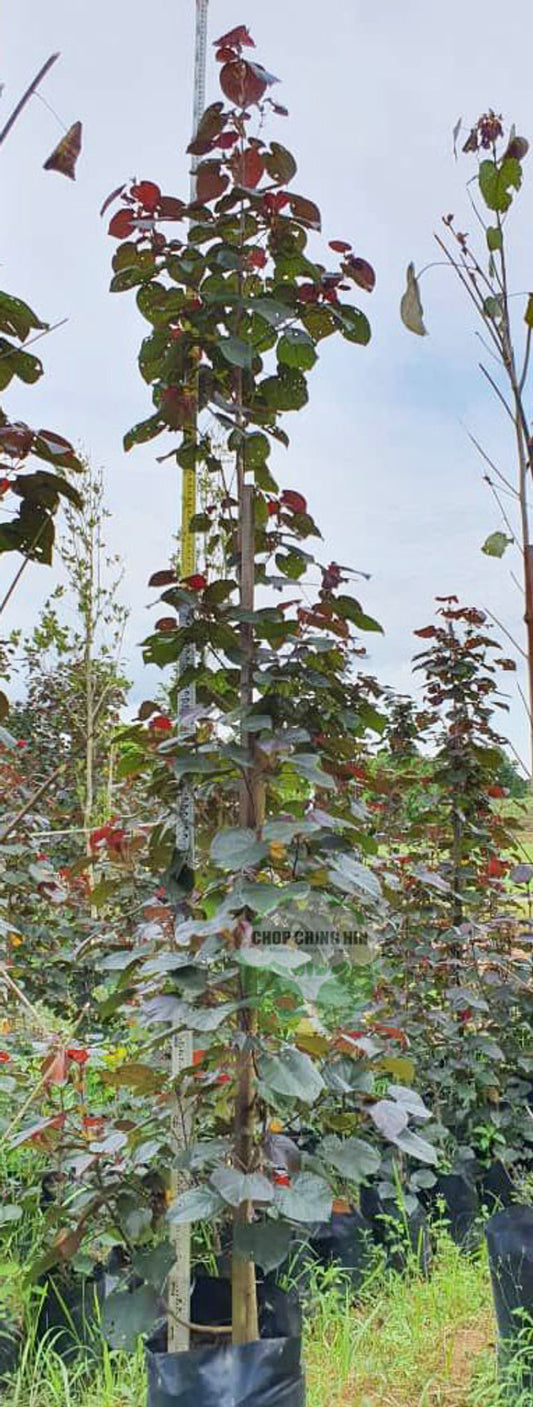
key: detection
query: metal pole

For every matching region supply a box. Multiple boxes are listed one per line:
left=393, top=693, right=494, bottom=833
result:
left=168, top=0, right=209, bottom=1356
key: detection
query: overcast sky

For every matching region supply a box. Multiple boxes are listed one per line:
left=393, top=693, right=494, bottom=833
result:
left=3, top=0, right=533, bottom=766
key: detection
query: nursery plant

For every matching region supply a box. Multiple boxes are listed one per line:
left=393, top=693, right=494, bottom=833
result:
left=369, top=600, right=533, bottom=1172
left=93, top=20, right=440, bottom=1358
left=402, top=111, right=533, bottom=774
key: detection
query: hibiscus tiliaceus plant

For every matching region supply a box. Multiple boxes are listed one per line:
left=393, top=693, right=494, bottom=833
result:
left=105, top=23, right=435, bottom=1347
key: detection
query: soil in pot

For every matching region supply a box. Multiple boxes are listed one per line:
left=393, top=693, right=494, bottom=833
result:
left=146, top=1275, right=304, bottom=1407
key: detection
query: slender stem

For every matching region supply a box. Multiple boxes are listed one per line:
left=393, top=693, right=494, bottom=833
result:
left=0, top=54, right=60, bottom=146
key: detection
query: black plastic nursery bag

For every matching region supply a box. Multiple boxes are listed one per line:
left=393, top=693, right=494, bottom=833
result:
left=146, top=1276, right=304, bottom=1407
left=486, top=1205, right=533, bottom=1393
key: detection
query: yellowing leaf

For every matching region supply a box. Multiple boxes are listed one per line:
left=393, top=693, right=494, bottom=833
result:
left=400, top=263, right=427, bottom=336
left=377, top=1055, right=415, bottom=1083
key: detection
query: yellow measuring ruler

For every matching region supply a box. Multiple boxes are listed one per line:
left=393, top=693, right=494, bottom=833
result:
left=167, top=0, right=209, bottom=1357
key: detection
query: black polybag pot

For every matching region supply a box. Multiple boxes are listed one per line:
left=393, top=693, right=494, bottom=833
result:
left=307, top=1209, right=374, bottom=1290
left=359, top=1186, right=431, bottom=1273
left=146, top=1276, right=304, bottom=1407
left=480, top=1161, right=515, bottom=1211
left=35, top=1269, right=103, bottom=1359
left=0, top=1319, right=22, bottom=1381
left=486, top=1205, right=533, bottom=1394
left=431, top=1172, right=480, bottom=1249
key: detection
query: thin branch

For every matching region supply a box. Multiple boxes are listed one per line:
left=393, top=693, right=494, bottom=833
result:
left=519, top=325, right=532, bottom=394
left=0, top=758, right=68, bottom=843
left=0, top=318, right=68, bottom=365
left=517, top=679, right=533, bottom=729
left=0, top=962, right=50, bottom=1033
left=483, top=606, right=527, bottom=660
left=0, top=520, right=51, bottom=616
left=478, top=363, right=515, bottom=425
left=0, top=54, right=60, bottom=146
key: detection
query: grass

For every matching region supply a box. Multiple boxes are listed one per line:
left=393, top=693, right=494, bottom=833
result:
left=0, top=1231, right=511, bottom=1407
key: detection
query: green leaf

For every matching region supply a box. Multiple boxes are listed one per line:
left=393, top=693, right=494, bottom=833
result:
left=264, top=142, right=297, bottom=184
left=479, top=157, right=522, bottom=213
left=337, top=306, right=371, bottom=345
left=133, top=1241, right=175, bottom=1287
left=102, top=1285, right=162, bottom=1350
left=388, top=1086, right=431, bottom=1121
left=261, top=366, right=308, bottom=411
left=238, top=944, right=311, bottom=974
left=0, top=1205, right=22, bottom=1226
left=234, top=1220, right=292, bottom=1272
left=258, top=1048, right=324, bottom=1104
left=124, top=414, right=162, bottom=451
left=167, top=1185, right=224, bottom=1224
left=400, top=264, right=427, bottom=336
left=210, top=827, right=268, bottom=870
left=291, top=753, right=336, bottom=790
left=210, top=1166, right=273, bottom=1206
left=319, top=1135, right=380, bottom=1182
left=249, top=298, right=291, bottom=328
left=0, top=291, right=45, bottom=341
left=394, top=1129, right=437, bottom=1165
left=482, top=531, right=512, bottom=558
left=277, top=329, right=317, bottom=370
left=486, top=226, right=503, bottom=252
left=275, top=1173, right=332, bottom=1222
left=217, top=335, right=253, bottom=370
left=525, top=295, right=533, bottom=329
left=329, top=854, right=381, bottom=899
left=0, top=339, right=42, bottom=390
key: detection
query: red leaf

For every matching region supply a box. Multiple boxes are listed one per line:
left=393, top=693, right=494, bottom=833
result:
left=329, top=239, right=352, bottom=253
left=149, top=715, right=173, bottom=733
left=248, top=247, right=267, bottom=269
left=131, top=180, right=161, bottom=212
left=183, top=573, right=207, bottom=591
left=66, top=1047, right=90, bottom=1065
left=215, top=46, right=239, bottom=63
left=289, top=194, right=321, bottom=230
left=267, top=499, right=280, bottom=516
left=155, top=617, right=176, bottom=632
left=216, top=24, right=255, bottom=48
left=262, top=191, right=290, bottom=215
left=43, top=121, right=82, bottom=180
left=487, top=855, right=506, bottom=878
left=0, top=423, right=33, bottom=458
left=108, top=208, right=136, bottom=239
left=158, top=196, right=186, bottom=220
left=148, top=569, right=176, bottom=588
left=344, top=255, right=376, bottom=292
left=281, top=489, right=307, bottom=514
left=0, top=1052, right=10, bottom=1063
left=231, top=145, right=265, bottom=188
left=414, top=626, right=437, bottom=639
left=195, top=161, right=229, bottom=204
left=220, top=59, right=268, bottom=108
left=161, top=385, right=195, bottom=430
left=100, top=183, right=127, bottom=218
left=0, top=478, right=9, bottom=495
left=42, top=1048, right=69, bottom=1087
left=34, top=429, right=78, bottom=464
left=216, top=130, right=240, bottom=150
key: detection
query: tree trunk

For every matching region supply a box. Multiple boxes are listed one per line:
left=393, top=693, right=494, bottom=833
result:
left=232, top=480, right=259, bottom=1346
